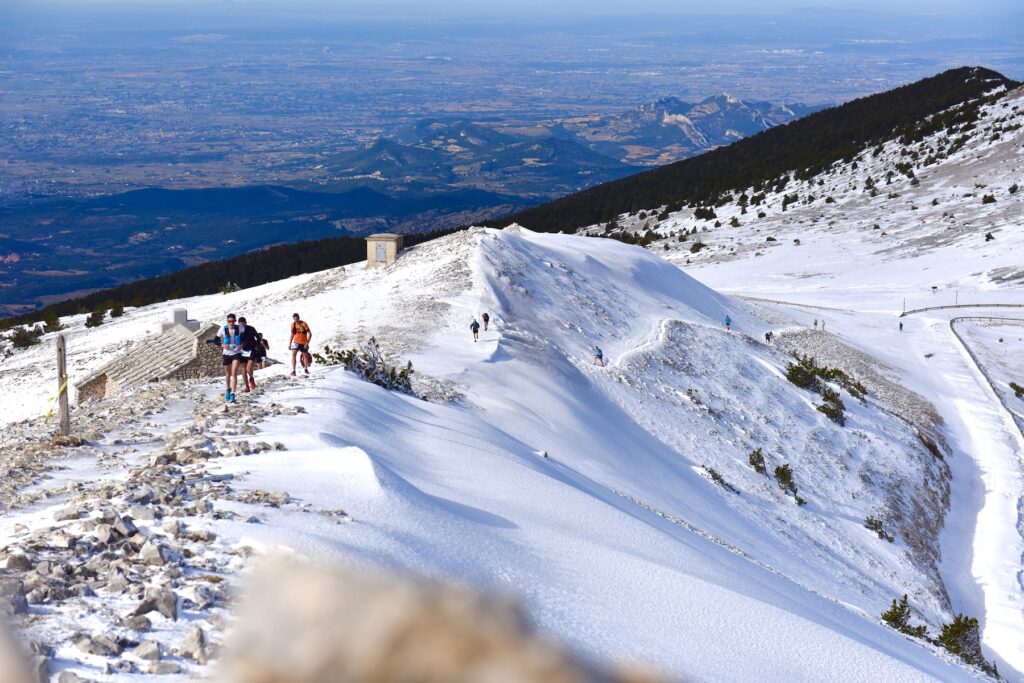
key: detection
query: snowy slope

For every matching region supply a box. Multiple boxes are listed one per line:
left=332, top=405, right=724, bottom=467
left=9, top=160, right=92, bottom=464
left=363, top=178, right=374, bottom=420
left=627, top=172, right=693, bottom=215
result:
left=567, top=83, right=1024, bottom=678
left=0, top=227, right=990, bottom=681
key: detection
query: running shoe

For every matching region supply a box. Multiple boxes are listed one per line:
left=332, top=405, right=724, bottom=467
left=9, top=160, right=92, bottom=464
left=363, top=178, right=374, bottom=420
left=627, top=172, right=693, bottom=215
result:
left=250, top=378, right=257, bottom=388
left=243, top=385, right=251, bottom=393
left=225, top=389, right=231, bottom=401
left=290, top=371, right=296, bottom=377
left=304, top=368, right=310, bottom=376
left=228, top=392, right=236, bottom=403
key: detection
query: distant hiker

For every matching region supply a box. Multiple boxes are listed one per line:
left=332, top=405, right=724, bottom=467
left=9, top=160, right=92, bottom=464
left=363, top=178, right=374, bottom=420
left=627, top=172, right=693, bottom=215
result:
left=482, top=312, right=490, bottom=331
left=813, top=319, right=818, bottom=329
left=238, top=317, right=261, bottom=392
left=290, top=313, right=313, bottom=376
left=821, top=320, right=826, bottom=331
left=593, top=345, right=604, bottom=367
left=220, top=313, right=242, bottom=402
left=724, top=315, right=732, bottom=331
left=899, top=321, right=904, bottom=332
left=470, top=319, right=480, bottom=342
left=765, top=330, right=773, bottom=344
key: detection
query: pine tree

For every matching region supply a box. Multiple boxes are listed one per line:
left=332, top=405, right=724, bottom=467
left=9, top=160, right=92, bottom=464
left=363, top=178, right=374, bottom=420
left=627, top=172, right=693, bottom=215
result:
left=748, top=447, right=767, bottom=475
left=85, top=308, right=105, bottom=328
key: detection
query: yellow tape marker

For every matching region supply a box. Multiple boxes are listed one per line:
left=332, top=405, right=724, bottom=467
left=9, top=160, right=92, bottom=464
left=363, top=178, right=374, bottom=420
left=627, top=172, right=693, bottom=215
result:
left=44, top=374, right=69, bottom=423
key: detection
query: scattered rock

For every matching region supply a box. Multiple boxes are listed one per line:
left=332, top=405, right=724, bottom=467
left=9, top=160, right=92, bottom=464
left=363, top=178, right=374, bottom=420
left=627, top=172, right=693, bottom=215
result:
left=180, top=625, right=208, bottom=664
left=128, top=505, right=157, bottom=522
left=149, top=662, right=181, bottom=675
left=132, top=586, right=177, bottom=621
left=74, top=633, right=121, bottom=657
left=132, top=640, right=162, bottom=661
left=57, top=672, right=93, bottom=683
left=120, top=615, right=152, bottom=632
left=4, top=554, right=33, bottom=572
left=111, top=514, right=138, bottom=538
left=140, top=541, right=168, bottom=566
left=53, top=507, right=81, bottom=522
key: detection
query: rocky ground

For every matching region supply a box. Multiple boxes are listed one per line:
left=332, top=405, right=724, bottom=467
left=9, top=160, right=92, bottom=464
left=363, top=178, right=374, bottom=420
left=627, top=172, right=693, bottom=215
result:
left=0, top=373, right=326, bottom=682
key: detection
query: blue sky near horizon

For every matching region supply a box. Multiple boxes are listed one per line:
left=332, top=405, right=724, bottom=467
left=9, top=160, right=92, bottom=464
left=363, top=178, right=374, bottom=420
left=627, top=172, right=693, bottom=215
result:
left=6, top=0, right=1022, bottom=14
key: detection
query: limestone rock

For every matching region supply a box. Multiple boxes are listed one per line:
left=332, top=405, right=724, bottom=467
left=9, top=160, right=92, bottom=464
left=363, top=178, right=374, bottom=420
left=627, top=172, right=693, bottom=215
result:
left=180, top=625, right=208, bottom=664
left=132, top=640, right=161, bottom=661
left=150, top=661, right=181, bottom=675
left=53, top=508, right=81, bottom=522
left=4, top=554, right=33, bottom=572
left=140, top=542, right=168, bottom=566
left=132, top=586, right=177, bottom=621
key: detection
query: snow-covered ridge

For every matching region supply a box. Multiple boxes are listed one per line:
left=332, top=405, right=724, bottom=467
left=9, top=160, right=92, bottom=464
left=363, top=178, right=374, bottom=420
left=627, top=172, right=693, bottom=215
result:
left=0, top=228, right=990, bottom=681
left=587, top=85, right=1024, bottom=303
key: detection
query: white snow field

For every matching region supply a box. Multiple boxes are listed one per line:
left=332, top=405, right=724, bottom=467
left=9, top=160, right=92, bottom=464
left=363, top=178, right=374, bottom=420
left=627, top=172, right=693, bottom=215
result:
left=0, top=227, right=995, bottom=682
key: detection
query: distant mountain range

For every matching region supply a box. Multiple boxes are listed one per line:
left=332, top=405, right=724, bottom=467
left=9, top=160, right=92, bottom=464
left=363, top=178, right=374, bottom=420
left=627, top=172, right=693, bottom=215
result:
left=0, top=91, right=819, bottom=314
left=318, top=94, right=822, bottom=198
left=545, top=94, right=824, bottom=166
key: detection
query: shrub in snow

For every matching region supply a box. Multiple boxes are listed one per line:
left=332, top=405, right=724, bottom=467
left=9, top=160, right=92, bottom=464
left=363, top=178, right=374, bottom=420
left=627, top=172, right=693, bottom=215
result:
left=85, top=308, right=105, bottom=328
left=220, top=281, right=241, bottom=294
left=110, top=303, right=125, bottom=318
left=1010, top=183, right=1019, bottom=195
left=985, top=232, right=995, bottom=242
left=765, top=236, right=776, bottom=242
left=729, top=217, right=740, bottom=227
left=773, top=464, right=797, bottom=496
left=314, top=337, right=414, bottom=395
left=42, top=309, right=62, bottom=333
left=748, top=447, right=766, bottom=475
left=693, top=207, right=716, bottom=221
left=937, top=614, right=998, bottom=675
left=880, top=595, right=927, bottom=638
left=786, top=355, right=865, bottom=402
left=703, top=466, right=740, bottom=494
left=864, top=516, right=894, bottom=542
left=9, top=325, right=42, bottom=348
left=785, top=355, right=819, bottom=389
left=817, top=387, right=846, bottom=426
left=689, top=242, right=706, bottom=254
left=982, top=194, right=996, bottom=204
left=1010, top=381, right=1023, bottom=399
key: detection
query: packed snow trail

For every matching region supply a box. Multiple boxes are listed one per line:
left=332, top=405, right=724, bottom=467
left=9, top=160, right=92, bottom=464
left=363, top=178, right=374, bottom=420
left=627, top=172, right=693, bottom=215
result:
left=928, top=314, right=1024, bottom=678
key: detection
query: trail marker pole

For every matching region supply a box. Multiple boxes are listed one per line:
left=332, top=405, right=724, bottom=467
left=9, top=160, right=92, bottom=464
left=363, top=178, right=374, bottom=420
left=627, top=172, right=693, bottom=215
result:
left=56, top=334, right=70, bottom=436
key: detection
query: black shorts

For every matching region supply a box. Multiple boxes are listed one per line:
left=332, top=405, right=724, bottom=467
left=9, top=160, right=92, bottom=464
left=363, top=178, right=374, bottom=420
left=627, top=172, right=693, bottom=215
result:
left=223, top=354, right=241, bottom=367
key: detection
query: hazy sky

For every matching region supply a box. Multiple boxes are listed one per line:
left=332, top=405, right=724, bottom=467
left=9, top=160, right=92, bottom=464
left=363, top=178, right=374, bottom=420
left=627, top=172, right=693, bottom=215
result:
left=8, top=0, right=1021, bottom=15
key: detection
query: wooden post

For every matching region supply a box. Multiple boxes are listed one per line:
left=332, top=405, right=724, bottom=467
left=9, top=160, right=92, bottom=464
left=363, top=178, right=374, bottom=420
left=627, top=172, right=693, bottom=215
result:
left=56, top=334, right=70, bottom=436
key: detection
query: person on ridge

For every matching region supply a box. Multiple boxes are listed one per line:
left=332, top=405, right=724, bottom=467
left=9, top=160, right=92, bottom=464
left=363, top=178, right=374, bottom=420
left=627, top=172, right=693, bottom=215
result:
left=482, top=311, right=490, bottom=331
left=470, top=318, right=480, bottom=342
left=813, top=319, right=818, bottom=329
left=899, top=321, right=904, bottom=332
left=724, top=315, right=732, bottom=331
left=289, top=313, right=313, bottom=376
left=238, top=316, right=261, bottom=392
left=593, top=345, right=604, bottom=367
left=220, top=313, right=243, bottom=402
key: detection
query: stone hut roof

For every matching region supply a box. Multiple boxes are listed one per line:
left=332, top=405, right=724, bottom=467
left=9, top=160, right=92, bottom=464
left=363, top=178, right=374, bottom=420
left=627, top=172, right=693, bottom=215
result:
left=76, top=322, right=220, bottom=401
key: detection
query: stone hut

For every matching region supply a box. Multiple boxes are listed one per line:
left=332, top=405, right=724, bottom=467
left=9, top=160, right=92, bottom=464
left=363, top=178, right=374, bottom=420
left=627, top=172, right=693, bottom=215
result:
left=365, top=233, right=404, bottom=268
left=76, top=310, right=222, bottom=403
